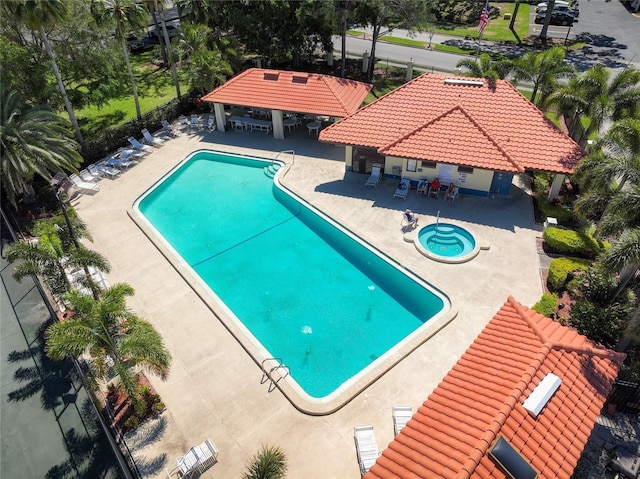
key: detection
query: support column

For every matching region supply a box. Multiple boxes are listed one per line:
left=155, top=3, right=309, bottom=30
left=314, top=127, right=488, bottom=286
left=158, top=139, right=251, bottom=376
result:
left=362, top=52, right=369, bottom=73
left=345, top=145, right=353, bottom=171
left=214, top=103, right=226, bottom=132
left=406, top=60, right=414, bottom=82
left=548, top=173, right=565, bottom=200
left=272, top=110, right=284, bottom=140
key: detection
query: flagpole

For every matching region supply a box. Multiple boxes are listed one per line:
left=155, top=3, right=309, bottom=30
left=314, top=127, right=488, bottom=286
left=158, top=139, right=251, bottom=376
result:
left=476, top=0, right=489, bottom=61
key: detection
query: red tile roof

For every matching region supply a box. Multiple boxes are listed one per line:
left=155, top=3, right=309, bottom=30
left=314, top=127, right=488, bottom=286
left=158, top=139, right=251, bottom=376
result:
left=366, top=296, right=625, bottom=479
left=201, top=68, right=371, bottom=118
left=320, top=74, right=583, bottom=174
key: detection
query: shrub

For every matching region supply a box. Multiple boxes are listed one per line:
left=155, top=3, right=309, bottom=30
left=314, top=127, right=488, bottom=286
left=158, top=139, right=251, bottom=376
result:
left=567, top=297, right=634, bottom=349
left=532, top=293, right=559, bottom=317
left=151, top=400, right=165, bottom=414
left=547, top=257, right=593, bottom=291
left=543, top=227, right=604, bottom=258
left=123, top=415, right=139, bottom=430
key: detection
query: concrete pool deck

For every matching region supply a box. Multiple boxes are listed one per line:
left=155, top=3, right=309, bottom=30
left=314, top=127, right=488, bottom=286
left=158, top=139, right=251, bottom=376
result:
left=72, top=126, right=544, bottom=478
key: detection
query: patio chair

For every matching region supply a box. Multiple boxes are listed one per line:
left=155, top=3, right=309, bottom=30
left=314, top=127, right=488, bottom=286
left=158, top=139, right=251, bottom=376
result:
left=190, top=114, right=200, bottom=130
left=204, top=115, right=216, bottom=130
left=393, top=178, right=411, bottom=199
left=69, top=174, right=100, bottom=194
left=446, top=185, right=459, bottom=202
left=354, top=425, right=379, bottom=476
left=128, top=136, right=154, bottom=153
left=161, top=119, right=178, bottom=137
left=178, top=115, right=189, bottom=131
left=392, top=406, right=412, bottom=436
left=365, top=163, right=382, bottom=188
left=141, top=128, right=165, bottom=147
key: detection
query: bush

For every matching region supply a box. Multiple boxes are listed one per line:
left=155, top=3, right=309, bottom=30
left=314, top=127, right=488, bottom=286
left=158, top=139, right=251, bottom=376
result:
left=532, top=293, right=559, bottom=317
left=123, top=415, right=139, bottom=430
left=543, top=227, right=604, bottom=258
left=567, top=297, right=634, bottom=349
left=547, top=257, right=593, bottom=291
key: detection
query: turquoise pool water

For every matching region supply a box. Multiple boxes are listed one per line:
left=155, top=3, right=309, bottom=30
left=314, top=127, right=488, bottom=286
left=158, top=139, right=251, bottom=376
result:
left=138, top=151, right=447, bottom=399
left=418, top=223, right=476, bottom=258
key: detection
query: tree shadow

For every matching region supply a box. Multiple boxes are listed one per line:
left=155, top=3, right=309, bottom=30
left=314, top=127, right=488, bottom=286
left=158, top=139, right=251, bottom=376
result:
left=5, top=317, right=79, bottom=412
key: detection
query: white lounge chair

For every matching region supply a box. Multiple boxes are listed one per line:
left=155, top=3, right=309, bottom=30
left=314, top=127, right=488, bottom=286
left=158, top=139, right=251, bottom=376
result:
left=166, top=438, right=219, bottom=479
left=161, top=119, right=178, bottom=137
left=69, top=174, right=99, bottom=194
left=90, top=163, right=120, bottom=179
left=354, top=425, right=379, bottom=476
left=190, top=114, right=200, bottom=129
left=204, top=115, right=215, bottom=130
left=117, top=148, right=146, bottom=161
left=141, top=128, right=165, bottom=147
left=128, top=136, right=154, bottom=153
left=392, top=406, right=412, bottom=436
left=79, top=168, right=100, bottom=183
left=365, top=164, right=382, bottom=188
left=178, top=115, right=189, bottom=131
left=393, top=177, right=411, bottom=199
left=103, top=156, right=135, bottom=170
left=446, top=185, right=459, bottom=202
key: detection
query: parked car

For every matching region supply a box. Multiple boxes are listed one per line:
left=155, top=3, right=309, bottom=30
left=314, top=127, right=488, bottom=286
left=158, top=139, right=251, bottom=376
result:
left=148, top=21, right=180, bottom=40
left=536, top=1, right=569, bottom=13
left=126, top=32, right=146, bottom=52
left=534, top=9, right=576, bottom=25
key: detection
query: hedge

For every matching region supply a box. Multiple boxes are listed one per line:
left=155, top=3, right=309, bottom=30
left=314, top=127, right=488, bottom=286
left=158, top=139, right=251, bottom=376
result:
left=532, top=293, right=559, bottom=317
left=542, top=227, right=606, bottom=258
left=547, top=257, right=593, bottom=291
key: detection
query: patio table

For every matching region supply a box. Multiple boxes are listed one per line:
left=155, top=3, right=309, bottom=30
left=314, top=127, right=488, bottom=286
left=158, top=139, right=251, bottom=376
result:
left=307, top=121, right=321, bottom=136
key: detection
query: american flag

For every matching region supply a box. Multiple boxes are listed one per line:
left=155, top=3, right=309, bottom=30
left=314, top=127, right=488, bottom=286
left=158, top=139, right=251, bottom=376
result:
left=478, top=1, right=489, bottom=35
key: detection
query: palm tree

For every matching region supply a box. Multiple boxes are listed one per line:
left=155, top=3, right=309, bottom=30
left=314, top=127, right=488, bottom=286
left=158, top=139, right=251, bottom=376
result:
left=511, top=46, right=574, bottom=106
left=91, top=0, right=148, bottom=120
left=456, top=54, right=512, bottom=82
left=1, top=0, right=85, bottom=149
left=45, top=283, right=172, bottom=410
left=143, top=0, right=181, bottom=98
left=1, top=90, right=82, bottom=207
left=175, top=24, right=232, bottom=94
left=5, top=212, right=111, bottom=302
left=546, top=66, right=640, bottom=144
left=243, top=445, right=287, bottom=479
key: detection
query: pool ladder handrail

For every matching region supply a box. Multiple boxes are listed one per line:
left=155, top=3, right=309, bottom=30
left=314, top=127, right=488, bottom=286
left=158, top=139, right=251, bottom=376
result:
left=261, top=357, right=290, bottom=392
left=273, top=150, right=295, bottom=180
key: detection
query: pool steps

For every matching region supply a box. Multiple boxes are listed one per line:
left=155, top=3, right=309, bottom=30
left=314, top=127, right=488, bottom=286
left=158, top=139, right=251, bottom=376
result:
left=263, top=164, right=281, bottom=178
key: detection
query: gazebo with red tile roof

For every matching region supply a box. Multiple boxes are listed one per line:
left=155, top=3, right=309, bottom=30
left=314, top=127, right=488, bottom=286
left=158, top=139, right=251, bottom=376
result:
left=365, top=296, right=625, bottom=479
left=320, top=73, right=583, bottom=199
left=201, top=68, right=371, bottom=140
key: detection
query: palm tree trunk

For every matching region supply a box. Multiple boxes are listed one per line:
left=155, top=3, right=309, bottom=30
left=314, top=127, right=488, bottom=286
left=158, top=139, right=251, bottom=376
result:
left=122, top=39, right=142, bottom=120
left=367, top=20, right=383, bottom=83
left=40, top=26, right=85, bottom=150
left=155, top=1, right=181, bottom=98
left=340, top=0, right=349, bottom=78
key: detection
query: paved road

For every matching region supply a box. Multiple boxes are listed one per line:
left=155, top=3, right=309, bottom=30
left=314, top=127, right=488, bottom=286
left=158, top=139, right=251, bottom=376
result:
left=335, top=2, right=639, bottom=73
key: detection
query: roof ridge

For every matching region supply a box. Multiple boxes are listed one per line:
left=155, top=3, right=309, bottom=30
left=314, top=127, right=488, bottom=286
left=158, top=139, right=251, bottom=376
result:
left=509, top=296, right=627, bottom=361
left=380, top=104, right=463, bottom=152
left=455, top=105, right=525, bottom=173
left=321, top=75, right=349, bottom=116
left=456, top=298, right=554, bottom=479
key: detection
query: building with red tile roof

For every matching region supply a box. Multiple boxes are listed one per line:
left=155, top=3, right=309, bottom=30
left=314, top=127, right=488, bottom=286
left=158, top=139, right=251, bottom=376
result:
left=366, top=296, right=625, bottom=479
left=320, top=74, right=583, bottom=198
left=202, top=68, right=371, bottom=139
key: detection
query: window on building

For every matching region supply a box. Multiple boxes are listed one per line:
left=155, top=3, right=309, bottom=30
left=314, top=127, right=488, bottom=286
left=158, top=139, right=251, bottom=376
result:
left=407, top=159, right=417, bottom=172
left=421, top=161, right=437, bottom=169
left=458, top=166, right=474, bottom=174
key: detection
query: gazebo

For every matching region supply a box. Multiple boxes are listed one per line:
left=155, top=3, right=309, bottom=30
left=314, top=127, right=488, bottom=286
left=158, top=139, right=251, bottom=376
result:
left=201, top=68, right=371, bottom=139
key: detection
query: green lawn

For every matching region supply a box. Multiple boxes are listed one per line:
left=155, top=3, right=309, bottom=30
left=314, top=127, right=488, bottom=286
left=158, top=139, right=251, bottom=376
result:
left=436, top=2, right=531, bottom=43
left=76, top=51, right=189, bottom=137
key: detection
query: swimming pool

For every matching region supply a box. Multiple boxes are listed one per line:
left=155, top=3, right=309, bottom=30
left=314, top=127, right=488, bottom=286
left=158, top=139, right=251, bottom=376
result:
left=134, top=150, right=452, bottom=411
